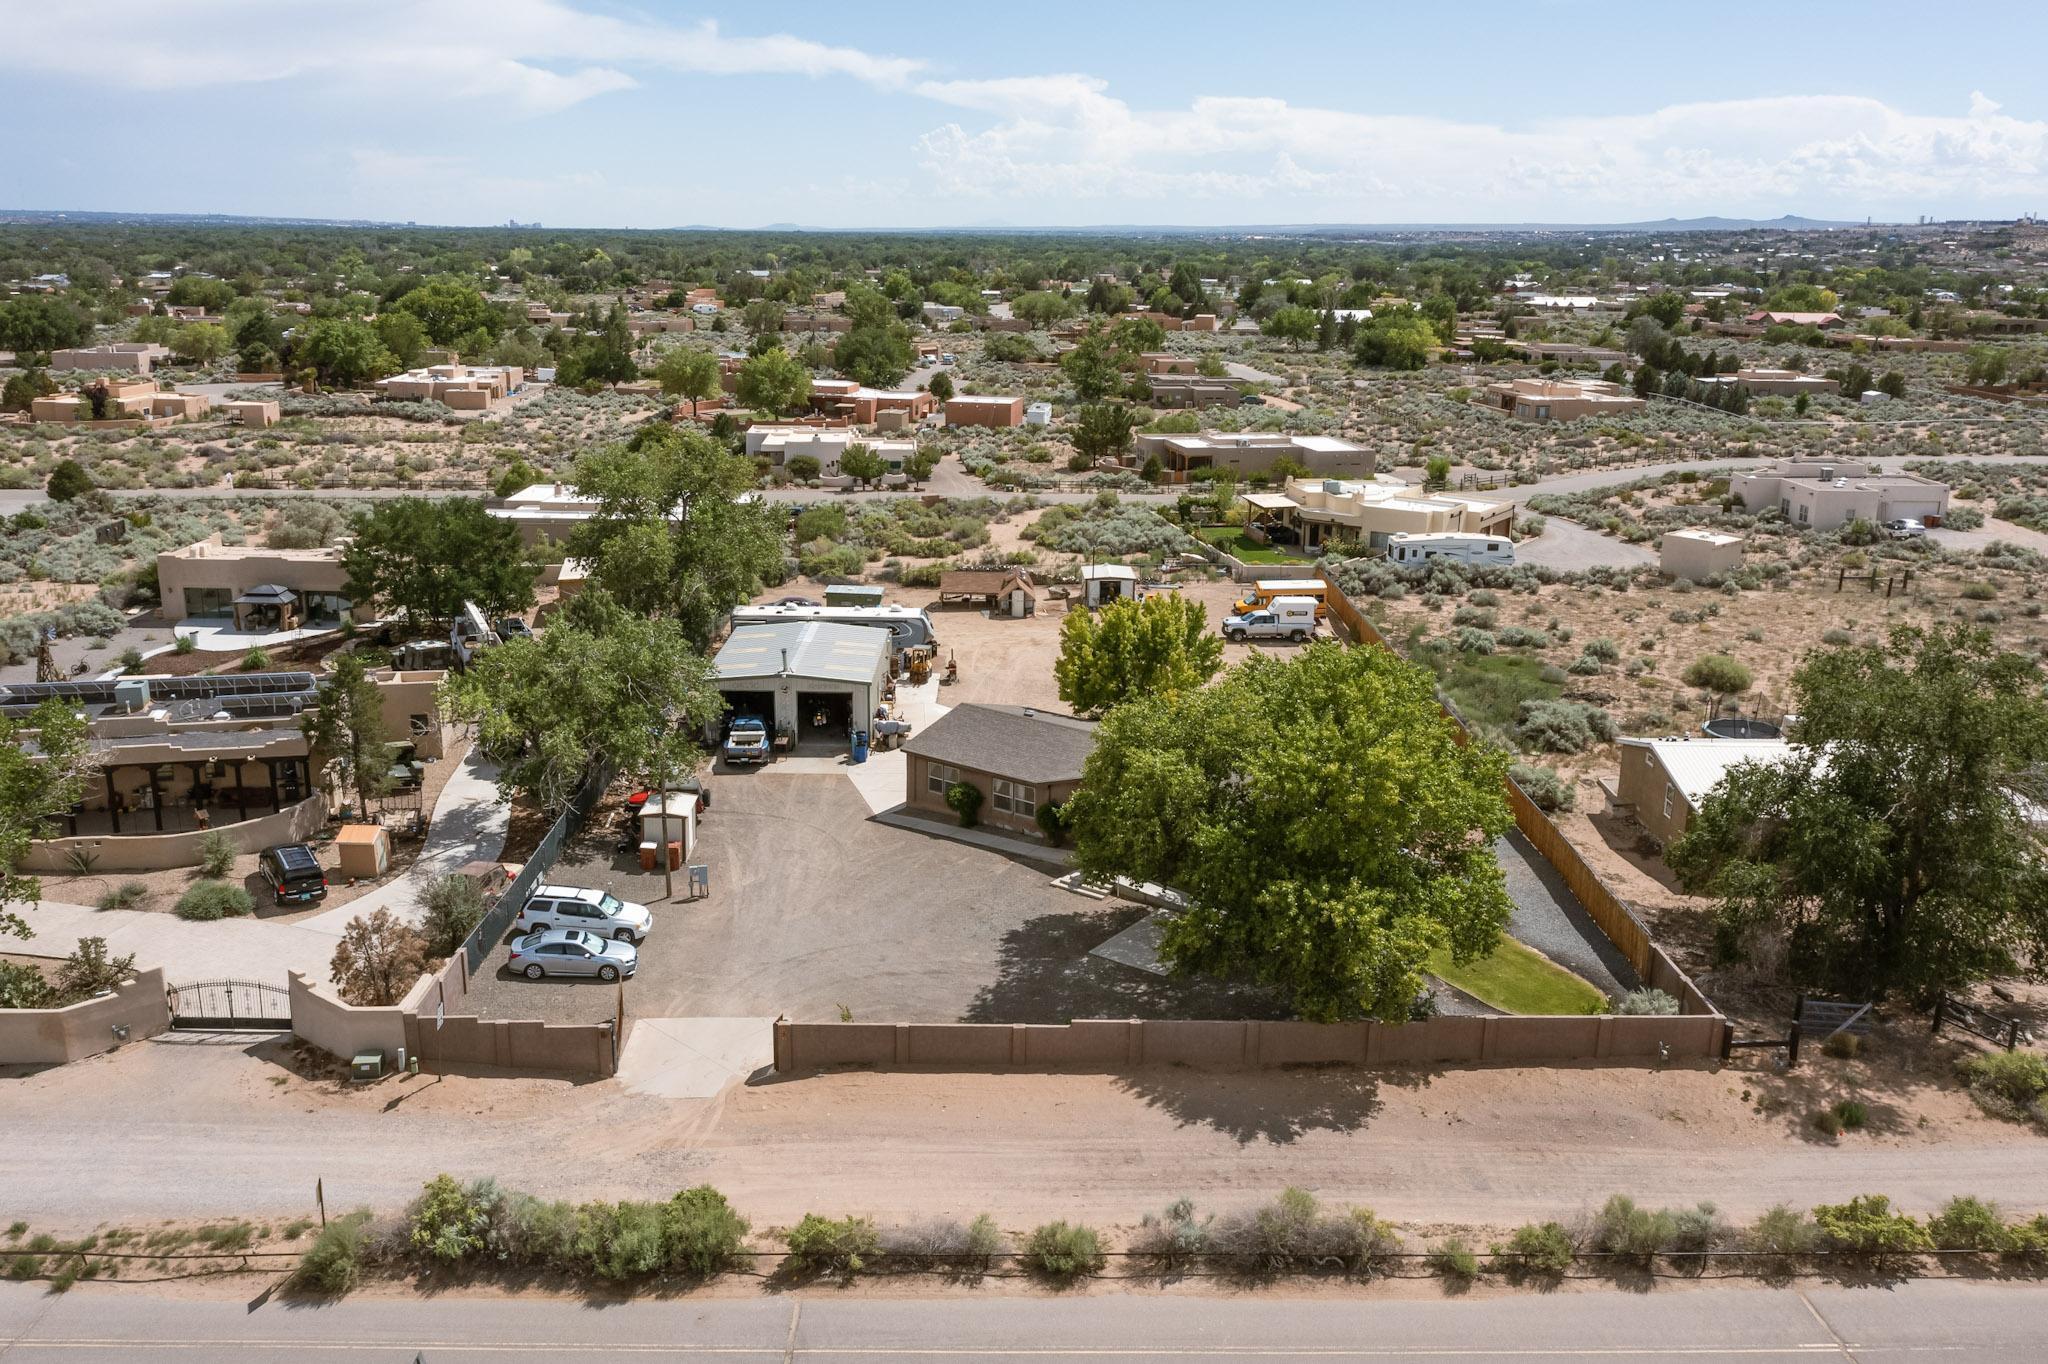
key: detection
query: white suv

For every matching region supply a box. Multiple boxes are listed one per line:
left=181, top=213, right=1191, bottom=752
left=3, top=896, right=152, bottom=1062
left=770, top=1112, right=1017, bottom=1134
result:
left=511, top=884, right=654, bottom=943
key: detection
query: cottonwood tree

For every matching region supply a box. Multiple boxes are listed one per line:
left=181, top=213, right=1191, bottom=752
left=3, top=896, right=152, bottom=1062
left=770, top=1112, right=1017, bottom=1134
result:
left=1054, top=592, right=1223, bottom=716
left=654, top=348, right=722, bottom=417
left=565, top=422, right=784, bottom=647
left=1064, top=643, right=1513, bottom=1020
left=0, top=700, right=94, bottom=938
left=1670, top=624, right=2048, bottom=998
left=1352, top=311, right=1438, bottom=370
left=342, top=497, right=537, bottom=628
left=734, top=345, right=812, bottom=415
left=302, top=652, right=393, bottom=813
left=1262, top=305, right=1317, bottom=349
left=331, top=908, right=429, bottom=1006
left=297, top=318, right=396, bottom=387
left=443, top=595, right=725, bottom=811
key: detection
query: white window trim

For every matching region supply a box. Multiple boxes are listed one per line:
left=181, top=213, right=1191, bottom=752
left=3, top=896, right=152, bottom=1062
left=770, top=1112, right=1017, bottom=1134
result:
left=991, top=778, right=1037, bottom=817
left=927, top=762, right=961, bottom=796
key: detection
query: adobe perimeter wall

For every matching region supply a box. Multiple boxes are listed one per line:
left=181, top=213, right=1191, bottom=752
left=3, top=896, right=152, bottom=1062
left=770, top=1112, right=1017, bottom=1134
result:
left=26, top=796, right=328, bottom=872
left=0, top=967, right=170, bottom=1066
left=288, top=970, right=407, bottom=1067
left=397, top=941, right=616, bottom=1079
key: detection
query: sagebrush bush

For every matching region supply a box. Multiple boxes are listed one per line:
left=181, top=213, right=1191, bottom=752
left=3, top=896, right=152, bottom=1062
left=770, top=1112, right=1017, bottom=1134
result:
left=175, top=880, right=253, bottom=921
left=1023, top=1220, right=1105, bottom=1281
left=880, top=1214, right=1003, bottom=1274
left=1132, top=1198, right=1208, bottom=1271
left=661, top=1186, right=750, bottom=1278
left=1497, top=1221, right=1575, bottom=1278
left=1208, top=1188, right=1399, bottom=1277
left=1514, top=699, right=1615, bottom=754
left=1617, top=988, right=1679, bottom=1016
left=1589, top=1195, right=1675, bottom=1263
left=1427, top=1238, right=1480, bottom=1281
left=1957, top=1050, right=2048, bottom=1124
left=290, top=1212, right=373, bottom=1296
left=1747, top=1205, right=1816, bottom=1259
left=573, top=1201, right=666, bottom=1281
left=785, top=1214, right=879, bottom=1276
left=1510, top=762, right=1574, bottom=812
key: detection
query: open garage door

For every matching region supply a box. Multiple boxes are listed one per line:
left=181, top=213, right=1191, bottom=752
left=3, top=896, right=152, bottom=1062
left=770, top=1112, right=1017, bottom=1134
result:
left=795, top=690, right=853, bottom=752
left=718, top=688, right=777, bottom=729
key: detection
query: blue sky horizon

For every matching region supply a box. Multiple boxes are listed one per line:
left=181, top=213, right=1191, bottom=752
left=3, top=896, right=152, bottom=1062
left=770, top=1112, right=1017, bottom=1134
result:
left=5, top=1, right=2044, bottom=230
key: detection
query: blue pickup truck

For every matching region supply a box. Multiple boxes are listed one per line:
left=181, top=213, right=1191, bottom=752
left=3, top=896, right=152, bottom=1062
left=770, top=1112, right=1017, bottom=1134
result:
left=722, top=715, right=771, bottom=765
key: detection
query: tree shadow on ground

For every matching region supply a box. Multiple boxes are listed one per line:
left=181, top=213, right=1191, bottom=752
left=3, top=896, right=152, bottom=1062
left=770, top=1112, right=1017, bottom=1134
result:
left=960, top=905, right=1293, bottom=1025
left=1586, top=810, right=1689, bottom=895
left=1110, top=1062, right=1434, bottom=1145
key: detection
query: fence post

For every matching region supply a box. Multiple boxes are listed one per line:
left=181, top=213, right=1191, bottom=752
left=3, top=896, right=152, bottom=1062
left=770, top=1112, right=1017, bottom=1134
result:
left=1786, top=1023, right=1801, bottom=1070
left=1931, top=993, right=1946, bottom=1035
left=2006, top=1019, right=2022, bottom=1053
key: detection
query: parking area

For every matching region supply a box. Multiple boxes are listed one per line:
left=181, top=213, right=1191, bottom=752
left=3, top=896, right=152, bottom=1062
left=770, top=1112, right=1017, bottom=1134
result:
left=457, top=770, right=1292, bottom=1027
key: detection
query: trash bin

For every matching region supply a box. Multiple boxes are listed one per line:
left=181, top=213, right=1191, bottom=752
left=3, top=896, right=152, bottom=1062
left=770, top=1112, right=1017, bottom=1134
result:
left=851, top=729, right=870, bottom=764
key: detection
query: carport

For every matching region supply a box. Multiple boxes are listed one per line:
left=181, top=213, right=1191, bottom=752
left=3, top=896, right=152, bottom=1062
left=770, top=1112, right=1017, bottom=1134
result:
left=712, top=620, right=892, bottom=756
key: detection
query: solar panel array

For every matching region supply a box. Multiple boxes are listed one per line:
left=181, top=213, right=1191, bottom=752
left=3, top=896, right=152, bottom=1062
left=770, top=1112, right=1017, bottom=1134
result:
left=0, top=671, right=321, bottom=716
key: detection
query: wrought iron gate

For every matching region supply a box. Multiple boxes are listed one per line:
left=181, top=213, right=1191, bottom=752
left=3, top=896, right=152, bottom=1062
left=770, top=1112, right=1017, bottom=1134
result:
left=168, top=979, right=291, bottom=1031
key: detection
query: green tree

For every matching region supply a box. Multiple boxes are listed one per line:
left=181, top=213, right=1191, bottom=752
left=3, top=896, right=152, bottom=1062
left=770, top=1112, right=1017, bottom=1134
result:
left=0, top=699, right=94, bottom=938
left=1010, top=291, right=1075, bottom=328
left=742, top=299, right=786, bottom=338
left=1351, top=312, right=1437, bottom=370
left=341, top=497, right=537, bottom=627
left=1061, top=333, right=1123, bottom=401
left=565, top=422, right=784, bottom=646
left=373, top=310, right=429, bottom=370
left=298, top=318, right=396, bottom=387
left=1063, top=644, right=1513, bottom=1020
left=1262, top=305, right=1318, bottom=349
left=734, top=345, right=812, bottom=415
left=654, top=348, right=722, bottom=417
left=444, top=604, right=725, bottom=811
left=392, top=278, right=500, bottom=347
left=903, top=447, right=940, bottom=488
left=836, top=443, right=887, bottom=488
left=1670, top=624, right=2048, bottom=997
left=1, top=368, right=56, bottom=413
left=0, top=296, right=93, bottom=353
left=927, top=370, right=955, bottom=402
left=171, top=323, right=228, bottom=366
left=1054, top=592, right=1223, bottom=716
left=1070, top=403, right=1138, bottom=468
left=301, top=651, right=394, bottom=813
left=46, top=458, right=93, bottom=501
left=833, top=322, right=915, bottom=388
left=1639, top=292, right=1688, bottom=328
left=1681, top=654, right=1753, bottom=712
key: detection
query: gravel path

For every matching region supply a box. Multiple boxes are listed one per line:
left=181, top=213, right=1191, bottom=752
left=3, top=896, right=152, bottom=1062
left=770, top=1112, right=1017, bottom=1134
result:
left=1492, top=830, right=1641, bottom=999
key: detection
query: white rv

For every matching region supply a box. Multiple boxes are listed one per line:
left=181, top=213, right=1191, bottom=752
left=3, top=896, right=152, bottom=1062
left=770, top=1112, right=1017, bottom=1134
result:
left=1387, top=533, right=1515, bottom=568
left=729, top=602, right=937, bottom=651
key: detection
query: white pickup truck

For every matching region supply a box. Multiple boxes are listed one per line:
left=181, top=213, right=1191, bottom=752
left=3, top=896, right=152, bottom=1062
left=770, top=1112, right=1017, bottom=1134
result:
left=1221, top=596, right=1318, bottom=643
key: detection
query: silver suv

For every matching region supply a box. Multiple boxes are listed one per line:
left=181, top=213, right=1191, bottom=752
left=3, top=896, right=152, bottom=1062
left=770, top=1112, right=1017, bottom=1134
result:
left=512, top=884, right=653, bottom=943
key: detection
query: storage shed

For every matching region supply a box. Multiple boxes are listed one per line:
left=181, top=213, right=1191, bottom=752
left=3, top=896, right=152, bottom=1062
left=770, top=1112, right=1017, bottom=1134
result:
left=712, top=621, right=892, bottom=754
left=1660, top=528, right=1745, bottom=581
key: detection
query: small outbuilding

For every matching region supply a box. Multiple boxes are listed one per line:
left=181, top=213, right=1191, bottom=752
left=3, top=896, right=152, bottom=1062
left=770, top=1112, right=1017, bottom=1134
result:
left=334, top=824, right=390, bottom=880
left=712, top=620, right=892, bottom=753
left=1660, top=528, right=1745, bottom=581
left=901, top=704, right=1097, bottom=838
left=937, top=568, right=1037, bottom=617
left=1078, top=564, right=1140, bottom=608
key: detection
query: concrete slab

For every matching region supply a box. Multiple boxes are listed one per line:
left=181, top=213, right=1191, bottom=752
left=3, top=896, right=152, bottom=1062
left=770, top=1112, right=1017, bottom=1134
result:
left=615, top=1016, right=775, bottom=1099
left=12, top=899, right=339, bottom=985
left=1088, top=909, right=1172, bottom=976
left=870, top=807, right=1073, bottom=867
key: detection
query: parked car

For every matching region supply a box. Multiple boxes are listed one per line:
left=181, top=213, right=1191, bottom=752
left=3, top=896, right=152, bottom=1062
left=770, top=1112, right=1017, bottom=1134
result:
left=512, top=884, right=654, bottom=942
left=722, top=714, right=771, bottom=765
left=496, top=617, right=534, bottom=640
left=1239, top=391, right=1264, bottom=406
left=258, top=843, right=328, bottom=905
left=1221, top=597, right=1317, bottom=643
left=507, top=927, right=637, bottom=981
left=1883, top=518, right=1928, bottom=539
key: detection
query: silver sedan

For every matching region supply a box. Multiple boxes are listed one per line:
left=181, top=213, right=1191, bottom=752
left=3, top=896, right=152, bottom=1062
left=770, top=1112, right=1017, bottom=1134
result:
left=507, top=927, right=638, bottom=981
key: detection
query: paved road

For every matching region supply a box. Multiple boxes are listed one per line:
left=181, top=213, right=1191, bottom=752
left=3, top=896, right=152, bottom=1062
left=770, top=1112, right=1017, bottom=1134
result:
left=1, top=1278, right=2043, bottom=1361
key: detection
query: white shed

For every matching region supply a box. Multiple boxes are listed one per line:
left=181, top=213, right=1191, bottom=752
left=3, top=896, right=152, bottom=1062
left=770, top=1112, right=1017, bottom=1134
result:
left=1079, top=564, right=1141, bottom=608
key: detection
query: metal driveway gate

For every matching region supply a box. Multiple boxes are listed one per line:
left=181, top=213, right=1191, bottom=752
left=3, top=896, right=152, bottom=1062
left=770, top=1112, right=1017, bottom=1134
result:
left=168, top=978, right=292, bottom=1031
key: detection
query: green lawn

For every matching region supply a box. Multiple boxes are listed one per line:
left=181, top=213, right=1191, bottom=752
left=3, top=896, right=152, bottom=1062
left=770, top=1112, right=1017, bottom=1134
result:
left=1193, top=526, right=1308, bottom=565
left=1426, top=939, right=1608, bottom=1016
left=1432, top=653, right=1563, bottom=736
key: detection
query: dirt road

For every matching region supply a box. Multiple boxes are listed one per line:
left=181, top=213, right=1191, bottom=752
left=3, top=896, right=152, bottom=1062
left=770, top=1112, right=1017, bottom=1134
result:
left=4, top=1038, right=2041, bottom=1236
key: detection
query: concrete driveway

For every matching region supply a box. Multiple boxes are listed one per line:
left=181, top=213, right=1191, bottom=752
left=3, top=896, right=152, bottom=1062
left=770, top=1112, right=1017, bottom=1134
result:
left=1513, top=516, right=1658, bottom=571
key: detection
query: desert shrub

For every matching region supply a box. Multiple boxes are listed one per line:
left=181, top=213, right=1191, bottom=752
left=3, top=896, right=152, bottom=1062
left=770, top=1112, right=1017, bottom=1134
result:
left=1467, top=588, right=1501, bottom=607
left=784, top=1214, right=879, bottom=1277
left=419, top=874, right=486, bottom=959
left=573, top=1200, right=667, bottom=1281
left=1617, top=988, right=1679, bottom=1016
left=1820, top=627, right=1854, bottom=645
left=1583, top=636, right=1621, bottom=662
left=1515, top=699, right=1616, bottom=753
left=880, top=1214, right=1003, bottom=1274
left=1960, top=581, right=1998, bottom=601
left=175, top=880, right=254, bottom=921
left=1681, top=654, right=1752, bottom=696
left=1427, top=1238, right=1481, bottom=1281
left=1830, top=1099, right=1869, bottom=1131
left=500, top=1194, right=579, bottom=1266
left=1928, top=1196, right=2010, bottom=1253
left=1667, top=1204, right=1726, bottom=1257
left=407, top=1174, right=503, bottom=1263
left=1589, top=1195, right=1675, bottom=1264
left=1567, top=653, right=1603, bottom=675
left=1956, top=1050, right=2048, bottom=1123
left=1509, top=762, right=1574, bottom=812
left=1022, top=1220, right=1105, bottom=1281
left=944, top=780, right=982, bottom=828
left=1496, top=1221, right=1575, bottom=1279
left=1450, top=605, right=1495, bottom=628
left=653, top=1185, right=750, bottom=1278
left=95, top=880, right=147, bottom=912
left=1821, top=1032, right=1864, bottom=1059
left=1208, top=1188, right=1399, bottom=1277
left=1811, top=1107, right=1845, bottom=1137
left=290, top=1211, right=373, bottom=1296
left=1132, top=1198, right=1209, bottom=1271
left=1812, top=1195, right=1930, bottom=1263
left=1748, top=1205, right=1817, bottom=1260
left=52, top=936, right=137, bottom=1001
left=1455, top=627, right=1496, bottom=654
left=1497, top=625, right=1551, bottom=649
left=196, top=829, right=236, bottom=878
left=0, top=960, right=51, bottom=1009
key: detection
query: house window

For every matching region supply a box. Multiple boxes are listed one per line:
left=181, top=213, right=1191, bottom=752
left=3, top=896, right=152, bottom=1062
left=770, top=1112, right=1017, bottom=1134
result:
left=1662, top=783, right=1674, bottom=819
left=991, top=778, right=1036, bottom=817
left=1797, top=504, right=1809, bottom=524
left=183, top=586, right=232, bottom=617
left=927, top=762, right=961, bottom=797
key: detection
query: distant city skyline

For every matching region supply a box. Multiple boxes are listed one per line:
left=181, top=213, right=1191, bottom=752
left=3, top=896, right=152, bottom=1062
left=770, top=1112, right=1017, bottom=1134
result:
left=5, top=1, right=2045, bottom=230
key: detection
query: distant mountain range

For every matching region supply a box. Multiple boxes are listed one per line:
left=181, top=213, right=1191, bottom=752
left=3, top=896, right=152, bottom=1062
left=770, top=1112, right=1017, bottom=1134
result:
left=0, top=208, right=1882, bottom=235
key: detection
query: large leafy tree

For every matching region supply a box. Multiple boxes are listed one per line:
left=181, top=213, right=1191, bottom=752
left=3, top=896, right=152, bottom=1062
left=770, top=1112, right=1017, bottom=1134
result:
left=655, top=347, right=722, bottom=417
left=1071, top=403, right=1137, bottom=468
left=298, top=318, right=396, bottom=387
left=1054, top=592, right=1223, bottom=716
left=392, top=278, right=500, bottom=347
left=302, top=651, right=394, bottom=813
left=1262, top=305, right=1318, bottom=349
left=834, top=323, right=915, bottom=388
left=0, top=296, right=93, bottom=353
left=0, top=700, right=95, bottom=938
left=565, top=422, right=784, bottom=647
left=734, top=345, right=812, bottom=415
left=1065, top=643, right=1513, bottom=1020
left=1352, top=312, right=1438, bottom=370
left=342, top=497, right=537, bottom=627
left=443, top=595, right=724, bottom=811
left=1670, top=624, right=2048, bottom=998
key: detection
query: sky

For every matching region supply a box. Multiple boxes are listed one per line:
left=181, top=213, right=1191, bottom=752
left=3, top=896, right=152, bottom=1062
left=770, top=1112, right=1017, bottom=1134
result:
left=5, top=0, right=2047, bottom=230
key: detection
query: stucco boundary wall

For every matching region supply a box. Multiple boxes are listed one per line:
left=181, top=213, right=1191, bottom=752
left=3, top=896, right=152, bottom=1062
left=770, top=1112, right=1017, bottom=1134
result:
left=1318, top=569, right=1720, bottom=1019
left=775, top=1013, right=1727, bottom=1073
left=1193, top=542, right=1264, bottom=583
left=0, top=967, right=170, bottom=1065
left=395, top=943, right=616, bottom=1079
left=24, top=796, right=328, bottom=873
left=288, top=970, right=408, bottom=1068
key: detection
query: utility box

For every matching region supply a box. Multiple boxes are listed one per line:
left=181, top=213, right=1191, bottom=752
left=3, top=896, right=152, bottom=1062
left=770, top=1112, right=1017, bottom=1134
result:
left=334, top=824, right=391, bottom=880
left=351, top=1050, right=383, bottom=1081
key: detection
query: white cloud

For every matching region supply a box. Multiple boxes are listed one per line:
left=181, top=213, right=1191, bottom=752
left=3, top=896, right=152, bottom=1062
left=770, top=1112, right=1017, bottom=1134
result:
left=2, top=0, right=922, bottom=114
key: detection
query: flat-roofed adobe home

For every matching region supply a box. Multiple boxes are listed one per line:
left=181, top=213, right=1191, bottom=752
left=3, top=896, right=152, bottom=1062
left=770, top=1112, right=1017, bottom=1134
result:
left=375, top=363, right=524, bottom=409
left=943, top=394, right=1025, bottom=428
left=901, top=704, right=1097, bottom=839
left=156, top=535, right=368, bottom=627
left=1128, top=431, right=1374, bottom=481
left=1239, top=475, right=1514, bottom=553
left=1482, top=376, right=1645, bottom=421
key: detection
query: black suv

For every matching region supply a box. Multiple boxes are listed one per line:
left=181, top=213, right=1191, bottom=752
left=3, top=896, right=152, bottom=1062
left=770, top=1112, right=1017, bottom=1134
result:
left=258, top=844, right=328, bottom=904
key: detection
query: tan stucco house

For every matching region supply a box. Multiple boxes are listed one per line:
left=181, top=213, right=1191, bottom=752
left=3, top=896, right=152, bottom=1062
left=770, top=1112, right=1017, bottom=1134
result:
left=901, top=704, right=1097, bottom=838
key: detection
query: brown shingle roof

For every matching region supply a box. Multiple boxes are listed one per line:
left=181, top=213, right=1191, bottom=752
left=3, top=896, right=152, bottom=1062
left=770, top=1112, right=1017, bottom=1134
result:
left=902, top=704, right=1097, bottom=784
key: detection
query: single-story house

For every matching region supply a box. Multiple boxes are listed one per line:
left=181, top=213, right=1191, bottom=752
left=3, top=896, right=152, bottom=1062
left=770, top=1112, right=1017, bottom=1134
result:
left=157, top=535, right=367, bottom=626
left=1615, top=737, right=1793, bottom=845
left=901, top=704, right=1097, bottom=838
left=943, top=395, right=1025, bottom=428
